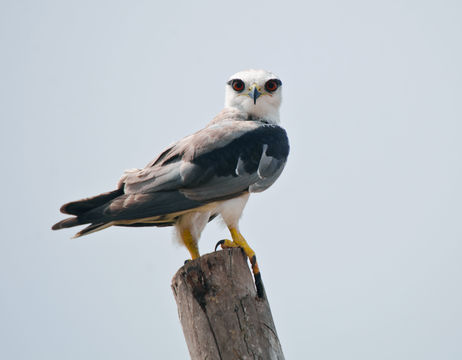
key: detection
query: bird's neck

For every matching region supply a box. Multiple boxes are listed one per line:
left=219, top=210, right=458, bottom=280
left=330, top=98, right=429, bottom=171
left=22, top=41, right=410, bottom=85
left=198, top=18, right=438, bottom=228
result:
left=228, top=105, right=280, bottom=124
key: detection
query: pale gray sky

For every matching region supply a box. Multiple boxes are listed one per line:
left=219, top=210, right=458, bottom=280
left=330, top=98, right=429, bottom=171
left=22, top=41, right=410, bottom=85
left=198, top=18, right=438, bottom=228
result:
left=1, top=0, right=461, bottom=359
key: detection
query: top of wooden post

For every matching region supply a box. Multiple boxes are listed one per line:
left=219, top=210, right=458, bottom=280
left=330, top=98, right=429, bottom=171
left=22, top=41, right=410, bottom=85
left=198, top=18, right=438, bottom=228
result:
left=172, top=248, right=285, bottom=360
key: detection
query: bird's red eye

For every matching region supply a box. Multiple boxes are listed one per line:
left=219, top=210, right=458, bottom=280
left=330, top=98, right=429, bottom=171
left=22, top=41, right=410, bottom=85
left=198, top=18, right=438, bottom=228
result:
left=231, top=79, right=245, bottom=92
left=265, top=79, right=280, bottom=92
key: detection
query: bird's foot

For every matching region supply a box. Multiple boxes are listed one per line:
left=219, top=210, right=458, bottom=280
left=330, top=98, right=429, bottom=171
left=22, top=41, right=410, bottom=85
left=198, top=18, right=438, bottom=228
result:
left=214, top=239, right=240, bottom=251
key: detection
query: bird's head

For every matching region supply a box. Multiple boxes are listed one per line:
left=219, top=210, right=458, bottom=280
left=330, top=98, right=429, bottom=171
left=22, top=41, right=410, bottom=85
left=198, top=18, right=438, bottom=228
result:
left=224, top=69, right=282, bottom=124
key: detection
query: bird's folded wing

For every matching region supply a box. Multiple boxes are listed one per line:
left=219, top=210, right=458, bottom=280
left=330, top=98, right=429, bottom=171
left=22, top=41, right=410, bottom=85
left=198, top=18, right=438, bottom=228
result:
left=120, top=121, right=289, bottom=204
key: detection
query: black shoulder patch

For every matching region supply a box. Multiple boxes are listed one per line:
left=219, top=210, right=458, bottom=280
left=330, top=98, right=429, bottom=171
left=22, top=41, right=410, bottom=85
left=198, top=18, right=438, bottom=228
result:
left=191, top=125, right=289, bottom=180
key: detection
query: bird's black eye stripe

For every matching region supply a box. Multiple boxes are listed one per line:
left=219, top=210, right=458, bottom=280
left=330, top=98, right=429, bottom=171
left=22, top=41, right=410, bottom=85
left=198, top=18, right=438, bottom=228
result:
left=227, top=79, right=245, bottom=93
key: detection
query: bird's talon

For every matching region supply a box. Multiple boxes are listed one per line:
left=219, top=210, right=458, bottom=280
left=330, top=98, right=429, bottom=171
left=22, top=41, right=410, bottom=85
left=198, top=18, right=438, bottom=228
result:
left=214, top=239, right=238, bottom=251
left=214, top=240, right=225, bottom=251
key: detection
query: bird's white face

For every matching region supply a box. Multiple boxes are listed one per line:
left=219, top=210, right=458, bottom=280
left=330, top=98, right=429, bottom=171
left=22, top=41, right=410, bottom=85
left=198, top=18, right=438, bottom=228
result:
left=224, top=69, right=282, bottom=124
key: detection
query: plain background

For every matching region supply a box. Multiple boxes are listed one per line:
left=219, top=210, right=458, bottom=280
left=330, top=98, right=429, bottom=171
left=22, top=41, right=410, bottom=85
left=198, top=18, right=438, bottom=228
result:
left=1, top=0, right=461, bottom=359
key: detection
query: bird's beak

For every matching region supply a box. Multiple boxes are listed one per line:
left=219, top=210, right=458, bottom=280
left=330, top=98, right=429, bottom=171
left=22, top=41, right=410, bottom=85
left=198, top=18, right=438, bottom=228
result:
left=248, top=84, right=262, bottom=105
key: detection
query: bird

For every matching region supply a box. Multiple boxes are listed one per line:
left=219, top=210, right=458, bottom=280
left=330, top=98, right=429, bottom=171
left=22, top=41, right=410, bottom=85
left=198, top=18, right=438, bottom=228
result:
left=52, top=69, right=290, bottom=297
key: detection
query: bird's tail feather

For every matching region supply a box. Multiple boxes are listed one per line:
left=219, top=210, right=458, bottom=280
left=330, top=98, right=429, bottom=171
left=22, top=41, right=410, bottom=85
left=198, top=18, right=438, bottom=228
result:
left=72, top=222, right=114, bottom=238
left=52, top=188, right=123, bottom=236
left=52, top=216, right=113, bottom=238
left=53, top=188, right=204, bottom=237
left=52, top=217, right=82, bottom=230
left=60, top=188, right=124, bottom=215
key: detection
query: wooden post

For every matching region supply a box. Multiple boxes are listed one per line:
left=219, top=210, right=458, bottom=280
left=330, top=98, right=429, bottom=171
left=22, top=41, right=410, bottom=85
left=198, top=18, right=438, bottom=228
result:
left=171, top=248, right=285, bottom=360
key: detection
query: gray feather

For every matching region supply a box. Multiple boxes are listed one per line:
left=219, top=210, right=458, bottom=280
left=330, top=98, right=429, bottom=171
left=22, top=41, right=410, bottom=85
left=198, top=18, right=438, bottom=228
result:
left=250, top=162, right=286, bottom=193
left=79, top=191, right=204, bottom=224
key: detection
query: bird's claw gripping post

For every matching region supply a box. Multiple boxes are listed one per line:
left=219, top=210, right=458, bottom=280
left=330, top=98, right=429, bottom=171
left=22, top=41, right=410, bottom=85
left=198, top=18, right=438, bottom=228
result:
left=214, top=239, right=239, bottom=252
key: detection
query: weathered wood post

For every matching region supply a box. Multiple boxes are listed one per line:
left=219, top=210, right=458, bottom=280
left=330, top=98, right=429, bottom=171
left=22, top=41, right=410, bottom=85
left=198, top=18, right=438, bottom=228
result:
left=171, top=248, right=285, bottom=360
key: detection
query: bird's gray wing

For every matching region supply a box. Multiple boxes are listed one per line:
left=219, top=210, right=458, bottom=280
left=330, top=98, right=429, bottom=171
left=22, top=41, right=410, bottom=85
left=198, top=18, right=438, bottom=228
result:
left=120, top=120, right=289, bottom=203
left=121, top=117, right=262, bottom=194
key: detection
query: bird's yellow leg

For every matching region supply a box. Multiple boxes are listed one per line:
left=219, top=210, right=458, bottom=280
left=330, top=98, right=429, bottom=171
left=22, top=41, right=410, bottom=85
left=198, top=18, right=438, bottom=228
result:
left=224, top=227, right=264, bottom=298
left=181, top=229, right=200, bottom=260
left=228, top=228, right=257, bottom=266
